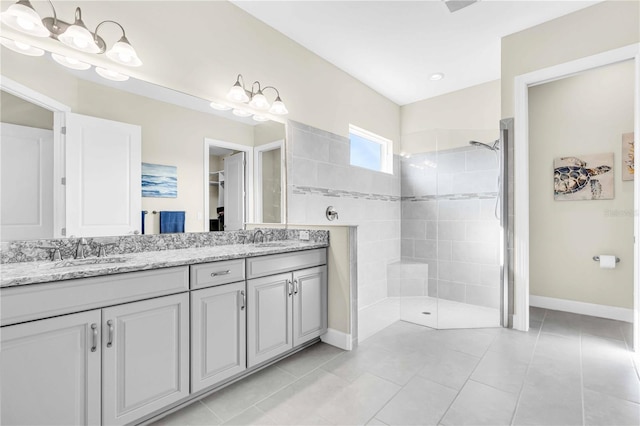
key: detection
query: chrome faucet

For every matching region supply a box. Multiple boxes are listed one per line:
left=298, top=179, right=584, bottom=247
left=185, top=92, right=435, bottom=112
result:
left=75, top=238, right=90, bottom=259
left=253, top=229, right=265, bottom=243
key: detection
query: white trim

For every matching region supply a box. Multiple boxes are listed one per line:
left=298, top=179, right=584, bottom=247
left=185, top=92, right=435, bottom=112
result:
left=0, top=75, right=71, bottom=112
left=513, top=43, right=640, bottom=352
left=1, top=75, right=69, bottom=238
left=320, top=328, right=352, bottom=351
left=203, top=139, right=254, bottom=231
left=254, top=140, right=285, bottom=224
left=530, top=296, right=633, bottom=323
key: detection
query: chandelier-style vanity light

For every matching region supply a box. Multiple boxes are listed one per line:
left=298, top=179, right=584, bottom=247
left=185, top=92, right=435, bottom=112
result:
left=0, top=0, right=141, bottom=80
left=224, top=74, right=289, bottom=116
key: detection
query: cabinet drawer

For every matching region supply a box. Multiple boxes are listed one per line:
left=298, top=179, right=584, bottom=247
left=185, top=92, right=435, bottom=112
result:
left=246, top=248, right=327, bottom=279
left=190, top=259, right=245, bottom=289
left=1, top=267, right=189, bottom=326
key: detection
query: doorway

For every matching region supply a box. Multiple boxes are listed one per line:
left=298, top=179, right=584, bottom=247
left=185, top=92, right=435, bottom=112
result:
left=203, top=139, right=253, bottom=231
left=514, top=44, right=640, bottom=352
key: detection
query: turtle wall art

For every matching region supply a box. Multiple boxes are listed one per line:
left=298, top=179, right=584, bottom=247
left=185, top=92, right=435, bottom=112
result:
left=622, top=132, right=634, bottom=181
left=553, top=153, right=614, bottom=201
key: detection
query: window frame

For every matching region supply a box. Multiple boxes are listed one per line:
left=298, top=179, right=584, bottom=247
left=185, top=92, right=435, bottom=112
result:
left=348, top=124, right=393, bottom=174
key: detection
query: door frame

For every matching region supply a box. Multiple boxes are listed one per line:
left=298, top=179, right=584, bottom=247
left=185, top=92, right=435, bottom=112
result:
left=1, top=76, right=70, bottom=238
left=203, top=138, right=253, bottom=230
left=254, top=139, right=285, bottom=223
left=513, top=43, right=640, bottom=352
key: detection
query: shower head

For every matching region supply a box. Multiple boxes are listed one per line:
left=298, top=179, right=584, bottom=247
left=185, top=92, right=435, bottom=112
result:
left=469, top=140, right=499, bottom=151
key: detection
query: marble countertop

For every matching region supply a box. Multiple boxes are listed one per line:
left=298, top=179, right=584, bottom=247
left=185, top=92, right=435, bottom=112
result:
left=1, top=241, right=328, bottom=288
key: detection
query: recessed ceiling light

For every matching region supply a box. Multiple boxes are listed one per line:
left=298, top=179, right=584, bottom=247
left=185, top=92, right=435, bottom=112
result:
left=429, top=73, right=445, bottom=81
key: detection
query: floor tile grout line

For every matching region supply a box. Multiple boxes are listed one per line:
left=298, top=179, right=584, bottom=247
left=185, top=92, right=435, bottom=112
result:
left=434, top=326, right=499, bottom=425
left=196, top=400, right=223, bottom=424
left=509, top=307, right=546, bottom=426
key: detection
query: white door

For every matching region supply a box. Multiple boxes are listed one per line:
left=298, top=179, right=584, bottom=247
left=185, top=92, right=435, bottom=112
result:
left=247, top=273, right=293, bottom=367
left=1, top=310, right=102, bottom=426
left=65, top=113, right=141, bottom=237
left=293, top=266, right=328, bottom=347
left=191, top=282, right=247, bottom=392
left=102, top=293, right=189, bottom=426
left=223, top=152, right=245, bottom=230
left=0, top=123, right=54, bottom=240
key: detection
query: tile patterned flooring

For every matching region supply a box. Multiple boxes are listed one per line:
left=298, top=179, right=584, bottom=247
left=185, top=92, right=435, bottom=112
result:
left=153, top=308, right=640, bottom=426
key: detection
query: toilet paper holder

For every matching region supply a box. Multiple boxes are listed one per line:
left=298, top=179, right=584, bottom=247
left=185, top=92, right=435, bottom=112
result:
left=592, top=255, right=620, bottom=263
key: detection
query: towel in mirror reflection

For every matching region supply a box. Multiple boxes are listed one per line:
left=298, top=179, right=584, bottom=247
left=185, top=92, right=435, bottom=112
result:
left=159, top=211, right=185, bottom=234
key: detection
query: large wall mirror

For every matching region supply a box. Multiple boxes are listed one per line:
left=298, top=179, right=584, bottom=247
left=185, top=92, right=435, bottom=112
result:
left=0, top=50, right=286, bottom=241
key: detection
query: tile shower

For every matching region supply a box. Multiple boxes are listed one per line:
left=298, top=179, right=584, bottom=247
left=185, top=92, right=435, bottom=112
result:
left=398, top=144, right=501, bottom=328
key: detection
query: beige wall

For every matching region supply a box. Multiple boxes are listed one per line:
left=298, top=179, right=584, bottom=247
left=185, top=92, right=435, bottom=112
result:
left=400, top=80, right=500, bottom=153
left=1, top=1, right=400, bottom=146
left=529, top=60, right=634, bottom=308
left=501, top=0, right=640, bottom=118
left=0, top=91, right=53, bottom=130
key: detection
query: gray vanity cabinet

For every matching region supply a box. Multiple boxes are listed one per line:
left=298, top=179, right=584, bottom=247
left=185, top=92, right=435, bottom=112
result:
left=246, top=249, right=328, bottom=368
left=102, top=293, right=190, bottom=426
left=0, top=310, right=102, bottom=426
left=292, top=266, right=328, bottom=347
left=247, top=272, right=294, bottom=367
left=191, top=281, right=247, bottom=392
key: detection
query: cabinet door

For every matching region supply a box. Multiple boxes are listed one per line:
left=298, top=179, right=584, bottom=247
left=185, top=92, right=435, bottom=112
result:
left=247, top=273, right=293, bottom=367
left=293, top=266, right=328, bottom=347
left=1, top=310, right=101, bottom=426
left=191, top=282, right=246, bottom=392
left=102, top=293, right=189, bottom=426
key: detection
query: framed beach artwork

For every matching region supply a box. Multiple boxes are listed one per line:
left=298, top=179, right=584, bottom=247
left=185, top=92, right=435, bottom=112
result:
left=553, top=153, right=614, bottom=201
left=622, top=132, right=634, bottom=181
left=142, top=163, right=178, bottom=198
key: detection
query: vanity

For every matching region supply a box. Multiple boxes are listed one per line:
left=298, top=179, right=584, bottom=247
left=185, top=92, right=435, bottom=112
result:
left=0, top=233, right=329, bottom=426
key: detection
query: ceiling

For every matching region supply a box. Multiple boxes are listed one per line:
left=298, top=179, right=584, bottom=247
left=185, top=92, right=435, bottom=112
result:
left=232, top=0, right=603, bottom=105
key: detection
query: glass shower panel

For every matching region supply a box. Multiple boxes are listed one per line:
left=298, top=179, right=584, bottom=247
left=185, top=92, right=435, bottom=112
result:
left=434, top=129, right=501, bottom=329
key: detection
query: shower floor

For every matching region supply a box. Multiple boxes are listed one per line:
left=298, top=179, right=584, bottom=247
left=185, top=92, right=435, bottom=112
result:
left=358, top=297, right=500, bottom=342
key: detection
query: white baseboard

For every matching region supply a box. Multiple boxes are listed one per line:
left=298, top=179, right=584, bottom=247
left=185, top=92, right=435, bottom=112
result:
left=530, top=295, right=633, bottom=323
left=321, top=328, right=352, bottom=351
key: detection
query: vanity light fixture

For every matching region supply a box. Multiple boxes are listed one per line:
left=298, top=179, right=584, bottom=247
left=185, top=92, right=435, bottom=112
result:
left=0, top=36, right=44, bottom=56
left=0, top=0, right=142, bottom=66
left=95, top=67, right=129, bottom=82
left=51, top=52, right=90, bottom=70
left=226, top=74, right=288, bottom=115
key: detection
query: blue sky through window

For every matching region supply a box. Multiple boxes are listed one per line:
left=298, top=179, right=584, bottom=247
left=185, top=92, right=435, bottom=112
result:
left=350, top=133, right=382, bottom=171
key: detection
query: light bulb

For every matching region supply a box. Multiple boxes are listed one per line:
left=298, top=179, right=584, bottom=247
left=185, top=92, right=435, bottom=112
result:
left=249, top=92, right=270, bottom=110
left=0, top=37, right=44, bottom=56
left=0, top=1, right=49, bottom=37
left=58, top=10, right=100, bottom=54
left=95, top=67, right=129, bottom=82
left=51, top=53, right=91, bottom=70
left=232, top=109, right=252, bottom=118
left=106, top=37, right=142, bottom=67
left=269, top=97, right=288, bottom=115
left=210, top=102, right=232, bottom=111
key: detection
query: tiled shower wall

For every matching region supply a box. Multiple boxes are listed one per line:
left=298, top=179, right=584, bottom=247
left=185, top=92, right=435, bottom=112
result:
left=400, top=146, right=501, bottom=308
left=286, top=121, right=401, bottom=309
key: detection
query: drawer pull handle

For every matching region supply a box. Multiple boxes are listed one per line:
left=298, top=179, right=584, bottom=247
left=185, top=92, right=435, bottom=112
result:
left=211, top=270, right=231, bottom=277
left=106, top=320, right=114, bottom=348
left=293, top=279, right=299, bottom=295
left=91, top=323, right=98, bottom=352
left=287, top=279, right=293, bottom=296
left=240, top=290, right=246, bottom=310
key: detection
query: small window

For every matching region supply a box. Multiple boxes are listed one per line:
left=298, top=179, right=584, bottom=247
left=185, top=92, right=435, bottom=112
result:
left=349, top=125, right=393, bottom=174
